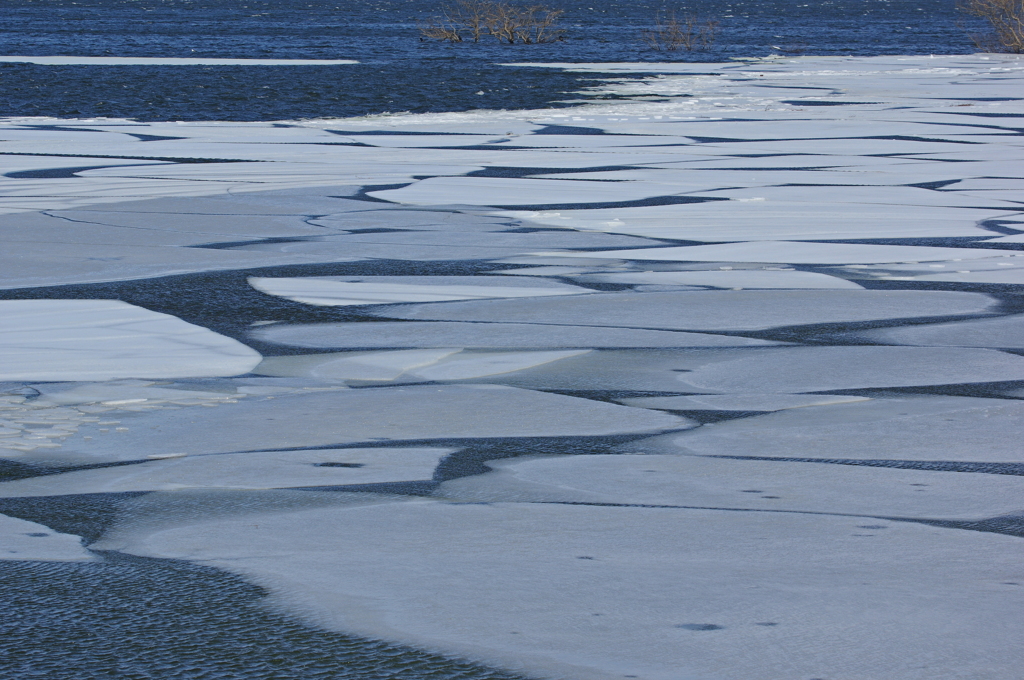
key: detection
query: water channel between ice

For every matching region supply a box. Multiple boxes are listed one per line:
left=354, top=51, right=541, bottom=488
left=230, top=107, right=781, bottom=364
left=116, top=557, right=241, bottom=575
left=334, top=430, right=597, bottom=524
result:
left=1, top=54, right=1023, bottom=680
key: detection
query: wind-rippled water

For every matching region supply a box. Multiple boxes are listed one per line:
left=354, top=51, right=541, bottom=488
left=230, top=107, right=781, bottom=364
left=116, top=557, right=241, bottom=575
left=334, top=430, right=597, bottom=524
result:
left=0, top=0, right=989, bottom=120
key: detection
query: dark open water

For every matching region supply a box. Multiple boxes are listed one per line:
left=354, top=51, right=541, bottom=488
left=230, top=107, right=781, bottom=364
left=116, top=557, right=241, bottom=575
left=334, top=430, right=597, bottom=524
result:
left=0, top=0, right=989, bottom=120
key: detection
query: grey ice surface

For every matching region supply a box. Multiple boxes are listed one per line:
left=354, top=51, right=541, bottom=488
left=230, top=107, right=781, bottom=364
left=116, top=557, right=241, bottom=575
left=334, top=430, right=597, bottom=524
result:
left=437, top=454, right=1024, bottom=519
left=3, top=55, right=1024, bottom=680
left=649, top=396, right=1024, bottom=463
left=252, top=321, right=781, bottom=349
left=373, top=290, right=998, bottom=331
left=20, top=384, right=686, bottom=465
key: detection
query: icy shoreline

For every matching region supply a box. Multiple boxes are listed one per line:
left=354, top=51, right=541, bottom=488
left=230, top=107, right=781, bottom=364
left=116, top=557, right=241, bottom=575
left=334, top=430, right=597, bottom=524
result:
left=1, top=54, right=1023, bottom=680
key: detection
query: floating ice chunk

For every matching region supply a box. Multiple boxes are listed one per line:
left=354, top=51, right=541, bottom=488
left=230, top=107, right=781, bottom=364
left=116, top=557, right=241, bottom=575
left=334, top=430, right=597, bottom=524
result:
left=252, top=321, right=782, bottom=349
left=30, top=383, right=241, bottom=407
left=248, top=276, right=592, bottom=306
left=0, top=447, right=455, bottom=497
left=0, top=513, right=94, bottom=561
left=374, top=290, right=996, bottom=332
left=537, top=241, right=1005, bottom=265
left=661, top=396, right=1024, bottom=463
left=500, top=202, right=999, bottom=241
left=619, top=393, right=870, bottom=412
left=366, top=176, right=689, bottom=207
left=41, top=385, right=686, bottom=464
left=253, top=349, right=590, bottom=383
left=691, top=185, right=1024, bottom=209
left=254, top=349, right=462, bottom=382
left=438, top=454, right=1024, bottom=520
left=856, top=314, right=1024, bottom=349
left=576, top=269, right=863, bottom=289
left=412, top=350, right=591, bottom=381
left=106, top=499, right=1024, bottom=680
left=0, top=300, right=261, bottom=381
left=832, top=254, right=1024, bottom=283
left=678, top=346, right=1024, bottom=393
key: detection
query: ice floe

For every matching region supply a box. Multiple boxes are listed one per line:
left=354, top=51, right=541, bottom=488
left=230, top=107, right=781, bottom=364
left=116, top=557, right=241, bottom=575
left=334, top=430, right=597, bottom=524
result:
left=101, top=498, right=1024, bottom=680
left=248, top=276, right=592, bottom=306
left=856, top=314, right=1024, bottom=349
left=574, top=269, right=864, bottom=289
left=618, top=393, right=870, bottom=412
left=32, top=385, right=686, bottom=464
left=0, top=300, right=261, bottom=381
left=673, top=346, right=1024, bottom=393
left=252, top=321, right=782, bottom=349
left=437, top=454, right=1024, bottom=520
left=657, top=395, right=1024, bottom=463
left=0, top=447, right=454, bottom=497
left=252, top=349, right=591, bottom=383
left=0, top=513, right=94, bottom=561
left=538, top=241, right=1010, bottom=265
left=374, top=290, right=996, bottom=331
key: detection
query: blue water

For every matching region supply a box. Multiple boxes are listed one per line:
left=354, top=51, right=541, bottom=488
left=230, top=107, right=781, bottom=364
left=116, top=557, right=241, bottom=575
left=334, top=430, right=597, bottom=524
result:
left=0, top=0, right=988, bottom=120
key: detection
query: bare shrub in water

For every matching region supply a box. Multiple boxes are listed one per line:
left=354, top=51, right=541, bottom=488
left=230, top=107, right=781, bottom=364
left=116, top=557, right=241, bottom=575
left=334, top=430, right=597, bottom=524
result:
left=959, top=0, right=1024, bottom=52
left=641, top=10, right=719, bottom=51
left=420, top=1, right=565, bottom=45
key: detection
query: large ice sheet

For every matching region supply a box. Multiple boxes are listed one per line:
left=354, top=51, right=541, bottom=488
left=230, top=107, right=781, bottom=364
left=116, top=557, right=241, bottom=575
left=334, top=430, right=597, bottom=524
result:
left=249, top=276, right=593, bottom=306
left=374, top=290, right=997, bottom=332
left=0, top=447, right=454, bottom=497
left=856, top=314, right=1024, bottom=349
left=499, top=203, right=999, bottom=241
left=438, top=454, right=1024, bottom=520
left=35, top=385, right=686, bottom=464
left=368, top=176, right=695, bottom=207
left=676, top=346, right=1024, bottom=393
left=575, top=269, right=864, bottom=289
left=252, top=321, right=782, bottom=349
left=252, top=349, right=591, bottom=383
left=0, top=300, right=261, bottom=381
left=0, top=513, right=94, bottom=562
left=541, top=241, right=1008, bottom=265
left=619, top=393, right=870, bottom=412
left=661, top=396, right=1024, bottom=463
left=101, top=499, right=1024, bottom=680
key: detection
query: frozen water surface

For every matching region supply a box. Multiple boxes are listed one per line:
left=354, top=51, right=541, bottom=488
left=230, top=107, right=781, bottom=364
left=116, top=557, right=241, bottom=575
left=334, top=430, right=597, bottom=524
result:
left=2, top=54, right=1024, bottom=680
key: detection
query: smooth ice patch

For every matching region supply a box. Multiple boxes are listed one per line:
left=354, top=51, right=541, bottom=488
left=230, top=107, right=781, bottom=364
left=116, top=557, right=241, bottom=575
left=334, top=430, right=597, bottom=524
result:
left=252, top=321, right=782, bottom=349
left=38, top=385, right=687, bottom=464
left=0, top=513, right=94, bottom=561
left=374, top=290, right=997, bottom=332
left=539, top=241, right=1006, bottom=265
left=0, top=300, right=261, bottom=381
left=248, top=276, right=592, bottom=306
left=438, top=454, right=1024, bottom=520
left=0, top=447, right=454, bottom=497
left=619, top=394, right=871, bottom=412
left=367, top=176, right=697, bottom=207
left=662, top=396, right=1024, bottom=463
left=676, top=346, right=1024, bottom=393
left=253, top=349, right=591, bottom=383
left=102, top=499, right=1024, bottom=680
left=856, top=314, right=1024, bottom=349
left=575, top=269, right=863, bottom=289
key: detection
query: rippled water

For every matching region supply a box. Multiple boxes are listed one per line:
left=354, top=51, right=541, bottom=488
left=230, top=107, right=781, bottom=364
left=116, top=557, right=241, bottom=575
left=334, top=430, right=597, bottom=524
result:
left=0, top=0, right=988, bottom=120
